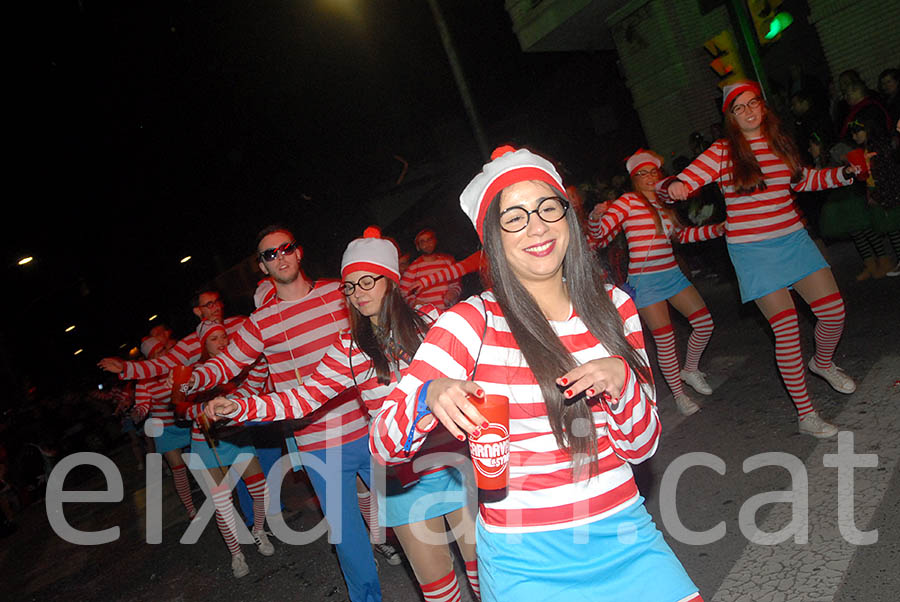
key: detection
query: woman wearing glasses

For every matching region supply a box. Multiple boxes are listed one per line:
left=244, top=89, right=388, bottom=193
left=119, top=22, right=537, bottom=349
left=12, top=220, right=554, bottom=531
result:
left=205, top=228, right=481, bottom=602
left=588, top=149, right=724, bottom=417
left=662, top=81, right=863, bottom=438
left=373, top=146, right=702, bottom=602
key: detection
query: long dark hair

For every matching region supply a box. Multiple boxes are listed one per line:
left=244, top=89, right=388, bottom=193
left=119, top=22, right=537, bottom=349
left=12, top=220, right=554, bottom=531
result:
left=482, top=183, right=653, bottom=477
left=630, top=175, right=681, bottom=236
left=348, top=280, right=430, bottom=385
left=725, top=98, right=803, bottom=193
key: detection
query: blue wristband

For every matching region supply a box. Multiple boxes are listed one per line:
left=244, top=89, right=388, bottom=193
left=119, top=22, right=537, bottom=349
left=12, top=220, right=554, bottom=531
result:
left=404, top=381, right=433, bottom=453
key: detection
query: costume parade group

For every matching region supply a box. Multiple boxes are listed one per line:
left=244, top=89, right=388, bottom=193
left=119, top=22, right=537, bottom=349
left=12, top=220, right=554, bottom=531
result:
left=102, top=80, right=869, bottom=602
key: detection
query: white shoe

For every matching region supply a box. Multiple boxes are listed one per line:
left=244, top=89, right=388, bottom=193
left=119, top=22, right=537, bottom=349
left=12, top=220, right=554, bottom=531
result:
left=808, top=358, right=856, bottom=394
left=680, top=370, right=713, bottom=395
left=252, top=529, right=275, bottom=556
left=886, top=261, right=900, bottom=277
left=232, top=552, right=250, bottom=578
left=798, top=411, right=838, bottom=439
left=373, top=542, right=403, bottom=566
left=674, top=393, right=700, bottom=416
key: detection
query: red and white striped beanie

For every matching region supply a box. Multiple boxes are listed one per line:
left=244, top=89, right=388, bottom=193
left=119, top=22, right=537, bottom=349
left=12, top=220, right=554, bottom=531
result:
left=625, top=148, right=662, bottom=175
left=722, top=80, right=761, bottom=113
left=341, top=226, right=400, bottom=283
left=253, top=278, right=276, bottom=308
left=196, top=320, right=226, bottom=348
left=140, top=336, right=164, bottom=358
left=459, top=145, right=565, bottom=241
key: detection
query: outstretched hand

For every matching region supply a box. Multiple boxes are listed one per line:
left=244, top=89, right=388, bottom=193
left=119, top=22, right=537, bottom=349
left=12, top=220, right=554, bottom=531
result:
left=667, top=181, right=689, bottom=201
left=98, top=357, right=125, bottom=374
left=204, top=397, right=238, bottom=421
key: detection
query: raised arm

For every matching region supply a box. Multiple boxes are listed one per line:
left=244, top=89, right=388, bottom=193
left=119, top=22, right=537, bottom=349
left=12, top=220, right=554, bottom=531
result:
left=658, top=141, right=727, bottom=203
left=416, top=250, right=484, bottom=291
left=587, top=195, right=630, bottom=247
left=791, top=165, right=852, bottom=192
left=191, top=320, right=265, bottom=393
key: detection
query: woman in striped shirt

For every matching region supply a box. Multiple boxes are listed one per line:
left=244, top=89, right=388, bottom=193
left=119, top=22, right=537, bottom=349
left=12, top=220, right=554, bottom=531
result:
left=662, top=81, right=864, bottom=439
left=372, top=146, right=702, bottom=602
left=206, top=229, right=481, bottom=602
left=588, top=149, right=724, bottom=416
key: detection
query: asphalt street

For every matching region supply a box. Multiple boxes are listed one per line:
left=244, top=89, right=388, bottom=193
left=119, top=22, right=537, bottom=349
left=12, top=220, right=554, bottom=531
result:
left=3, top=240, right=898, bottom=602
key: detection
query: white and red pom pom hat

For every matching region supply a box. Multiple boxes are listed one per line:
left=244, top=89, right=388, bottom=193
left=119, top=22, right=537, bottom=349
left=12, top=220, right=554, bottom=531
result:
left=625, top=148, right=662, bottom=175
left=140, top=336, right=164, bottom=358
left=459, top=145, right=565, bottom=242
left=722, top=80, right=762, bottom=113
left=341, top=226, right=400, bottom=283
left=196, top=320, right=226, bottom=348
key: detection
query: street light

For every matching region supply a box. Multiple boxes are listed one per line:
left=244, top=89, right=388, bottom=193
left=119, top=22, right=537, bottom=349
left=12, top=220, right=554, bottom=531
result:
left=65, top=325, right=75, bottom=333
left=180, top=256, right=192, bottom=263
left=18, top=256, right=34, bottom=266
left=74, top=349, right=83, bottom=356
left=148, top=314, right=158, bottom=321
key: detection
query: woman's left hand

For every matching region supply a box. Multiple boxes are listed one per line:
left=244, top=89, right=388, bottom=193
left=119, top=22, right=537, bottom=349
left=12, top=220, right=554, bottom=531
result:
left=556, top=357, right=627, bottom=402
left=205, top=396, right=238, bottom=421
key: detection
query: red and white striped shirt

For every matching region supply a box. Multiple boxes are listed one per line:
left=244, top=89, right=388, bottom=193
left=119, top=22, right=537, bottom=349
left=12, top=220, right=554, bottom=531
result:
left=190, top=281, right=368, bottom=452
left=672, top=138, right=850, bottom=244
left=373, top=287, right=659, bottom=534
left=120, top=316, right=248, bottom=380
left=400, top=254, right=461, bottom=309
left=588, top=193, right=722, bottom=277
left=133, top=376, right=176, bottom=427
left=413, top=251, right=485, bottom=292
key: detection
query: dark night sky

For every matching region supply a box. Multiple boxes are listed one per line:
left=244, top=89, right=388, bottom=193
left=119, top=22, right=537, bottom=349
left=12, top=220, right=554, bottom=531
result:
left=2, top=0, right=644, bottom=400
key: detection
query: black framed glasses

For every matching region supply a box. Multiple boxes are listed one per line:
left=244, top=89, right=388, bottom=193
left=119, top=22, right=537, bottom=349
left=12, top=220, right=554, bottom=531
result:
left=732, top=97, right=762, bottom=115
left=259, top=241, right=299, bottom=262
left=499, top=196, right=570, bottom=233
left=634, top=168, right=661, bottom=178
left=197, top=298, right=223, bottom=310
left=342, top=274, right=385, bottom=296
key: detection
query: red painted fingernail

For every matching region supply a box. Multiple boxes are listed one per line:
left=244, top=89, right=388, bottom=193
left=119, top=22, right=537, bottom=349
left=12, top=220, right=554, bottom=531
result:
left=560, top=378, right=568, bottom=385
left=564, top=389, right=573, bottom=398
left=587, top=388, right=596, bottom=397
left=457, top=434, right=466, bottom=441
left=476, top=389, right=484, bottom=397
left=481, top=421, right=489, bottom=428
left=472, top=430, right=481, bottom=438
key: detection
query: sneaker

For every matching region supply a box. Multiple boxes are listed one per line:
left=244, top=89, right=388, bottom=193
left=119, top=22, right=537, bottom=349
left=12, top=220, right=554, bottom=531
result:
left=252, top=529, right=275, bottom=556
left=232, top=552, right=250, bottom=578
left=680, top=370, right=713, bottom=395
left=887, top=261, right=900, bottom=277
left=808, top=358, right=856, bottom=394
left=674, top=393, right=700, bottom=416
left=373, top=542, right=403, bottom=566
left=798, top=411, right=838, bottom=439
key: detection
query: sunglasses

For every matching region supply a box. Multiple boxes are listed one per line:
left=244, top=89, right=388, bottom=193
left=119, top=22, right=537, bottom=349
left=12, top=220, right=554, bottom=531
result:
left=259, top=241, right=299, bottom=262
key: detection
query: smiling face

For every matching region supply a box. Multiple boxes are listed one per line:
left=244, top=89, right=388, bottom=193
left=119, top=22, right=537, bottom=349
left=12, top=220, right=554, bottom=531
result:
left=730, top=90, right=765, bottom=137
left=497, top=180, right=569, bottom=288
left=631, top=166, right=661, bottom=197
left=415, top=231, right=437, bottom=255
left=204, top=330, right=229, bottom=357
left=344, top=270, right=389, bottom=322
left=257, top=231, right=302, bottom=285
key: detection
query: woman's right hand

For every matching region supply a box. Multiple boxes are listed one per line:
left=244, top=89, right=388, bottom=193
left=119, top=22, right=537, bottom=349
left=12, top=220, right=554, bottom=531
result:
left=98, top=357, right=125, bottom=374
left=667, top=181, right=689, bottom=201
left=204, top=397, right=238, bottom=421
left=425, top=378, right=488, bottom=441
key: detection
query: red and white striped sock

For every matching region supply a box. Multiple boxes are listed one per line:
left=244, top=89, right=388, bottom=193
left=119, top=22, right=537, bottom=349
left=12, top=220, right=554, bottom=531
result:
left=357, top=491, right=383, bottom=541
left=212, top=483, right=241, bottom=557
left=809, top=292, right=845, bottom=370
left=768, top=308, right=813, bottom=416
left=244, top=472, right=268, bottom=533
left=684, top=307, right=714, bottom=373
left=420, top=570, right=462, bottom=602
left=651, top=325, right=684, bottom=397
left=464, top=560, right=480, bottom=600
left=170, top=464, right=196, bottom=517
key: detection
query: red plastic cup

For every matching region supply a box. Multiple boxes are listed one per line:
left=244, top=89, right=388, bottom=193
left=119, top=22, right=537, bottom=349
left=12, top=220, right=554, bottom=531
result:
left=170, top=364, right=193, bottom=407
left=467, top=394, right=510, bottom=492
left=846, top=148, right=869, bottom=180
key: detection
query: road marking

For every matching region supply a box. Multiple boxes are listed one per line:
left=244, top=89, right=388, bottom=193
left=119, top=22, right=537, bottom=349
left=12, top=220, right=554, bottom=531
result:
left=712, top=355, right=900, bottom=602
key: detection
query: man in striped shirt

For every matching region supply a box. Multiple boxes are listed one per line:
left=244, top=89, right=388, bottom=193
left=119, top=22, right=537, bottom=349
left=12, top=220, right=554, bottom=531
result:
left=398, top=228, right=461, bottom=309
left=186, top=225, right=382, bottom=602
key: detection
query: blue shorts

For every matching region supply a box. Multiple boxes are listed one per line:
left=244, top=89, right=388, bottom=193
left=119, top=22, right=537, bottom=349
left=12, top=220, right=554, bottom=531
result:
left=727, top=228, right=829, bottom=303
left=627, top=267, right=693, bottom=309
left=188, top=436, right=257, bottom=471
left=476, top=498, right=698, bottom=602
left=383, top=467, right=466, bottom=528
left=154, top=424, right=191, bottom=454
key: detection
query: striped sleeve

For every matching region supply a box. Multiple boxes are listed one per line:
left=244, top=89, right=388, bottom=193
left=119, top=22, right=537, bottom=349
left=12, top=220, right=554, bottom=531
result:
left=192, top=319, right=266, bottom=392
left=676, top=222, right=724, bottom=243
left=230, top=358, right=271, bottom=399
left=121, top=335, right=199, bottom=380
left=674, top=140, right=727, bottom=195
left=370, top=300, right=482, bottom=464
left=602, top=287, right=660, bottom=463
left=587, top=196, right=629, bottom=247
left=399, top=262, right=422, bottom=300
left=791, top=165, right=850, bottom=192
left=133, top=381, right=152, bottom=420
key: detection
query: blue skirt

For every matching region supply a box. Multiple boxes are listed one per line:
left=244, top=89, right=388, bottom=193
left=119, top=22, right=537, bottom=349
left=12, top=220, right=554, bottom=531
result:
left=727, top=228, right=829, bottom=303
left=188, top=436, right=257, bottom=471
left=154, top=424, right=192, bottom=454
left=476, top=498, right=698, bottom=602
left=627, top=267, right=693, bottom=309
left=383, top=467, right=466, bottom=528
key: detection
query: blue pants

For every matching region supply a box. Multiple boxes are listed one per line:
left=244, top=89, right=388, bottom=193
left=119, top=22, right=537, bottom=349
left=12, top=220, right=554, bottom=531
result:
left=301, top=435, right=381, bottom=602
